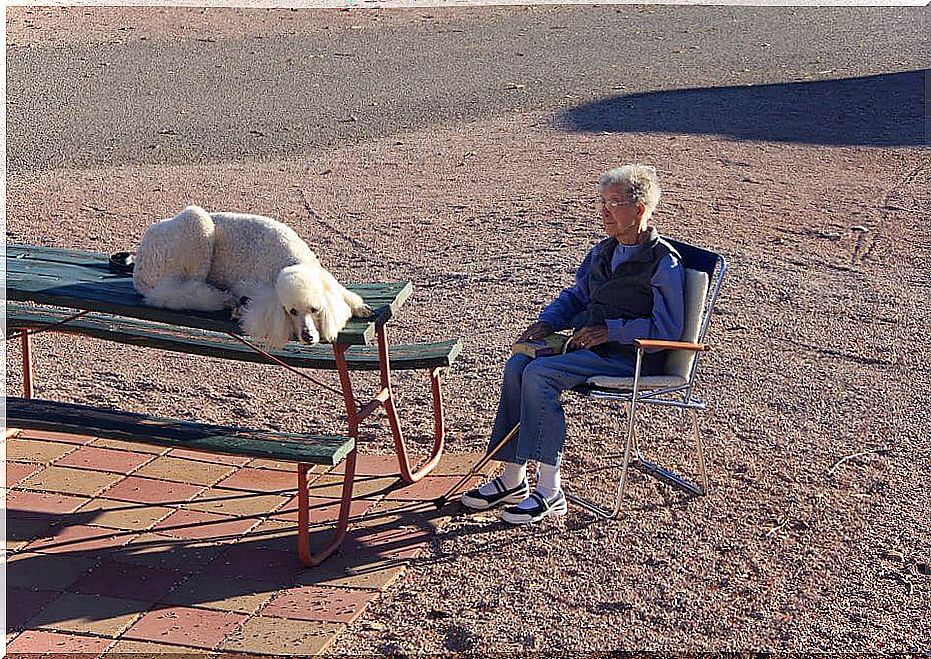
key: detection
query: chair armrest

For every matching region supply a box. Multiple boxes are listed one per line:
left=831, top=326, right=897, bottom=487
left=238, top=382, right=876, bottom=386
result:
left=633, top=339, right=709, bottom=352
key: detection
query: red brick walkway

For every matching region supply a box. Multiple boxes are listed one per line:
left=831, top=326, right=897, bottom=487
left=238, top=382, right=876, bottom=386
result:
left=5, top=428, right=487, bottom=656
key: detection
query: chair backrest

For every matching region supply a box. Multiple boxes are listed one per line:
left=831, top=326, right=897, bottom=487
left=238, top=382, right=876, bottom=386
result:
left=663, top=238, right=728, bottom=382
left=667, top=268, right=709, bottom=379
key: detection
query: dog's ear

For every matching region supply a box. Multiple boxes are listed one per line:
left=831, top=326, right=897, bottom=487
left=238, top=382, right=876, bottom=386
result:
left=316, top=285, right=354, bottom=342
left=240, top=289, right=291, bottom=349
left=315, top=305, right=340, bottom=343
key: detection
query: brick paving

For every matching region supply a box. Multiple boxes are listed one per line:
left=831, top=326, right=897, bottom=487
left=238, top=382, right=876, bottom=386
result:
left=5, top=427, right=489, bottom=656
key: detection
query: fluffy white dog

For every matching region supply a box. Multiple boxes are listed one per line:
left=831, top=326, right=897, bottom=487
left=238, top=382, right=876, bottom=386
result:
left=133, top=205, right=372, bottom=348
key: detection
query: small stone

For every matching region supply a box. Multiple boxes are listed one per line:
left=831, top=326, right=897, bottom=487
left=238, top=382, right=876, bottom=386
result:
left=426, top=609, right=451, bottom=619
left=881, top=548, right=905, bottom=561
left=363, top=621, right=388, bottom=631
left=916, top=563, right=931, bottom=576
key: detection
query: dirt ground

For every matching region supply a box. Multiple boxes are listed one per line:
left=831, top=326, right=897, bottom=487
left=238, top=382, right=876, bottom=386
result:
left=6, top=6, right=931, bottom=654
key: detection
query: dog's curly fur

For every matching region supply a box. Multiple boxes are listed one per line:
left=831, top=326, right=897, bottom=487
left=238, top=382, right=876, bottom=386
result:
left=132, top=205, right=372, bottom=348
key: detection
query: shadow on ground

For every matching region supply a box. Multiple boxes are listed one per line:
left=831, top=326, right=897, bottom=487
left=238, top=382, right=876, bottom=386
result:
left=5, top=498, right=450, bottom=630
left=559, top=70, right=927, bottom=147
left=7, top=489, right=630, bottom=632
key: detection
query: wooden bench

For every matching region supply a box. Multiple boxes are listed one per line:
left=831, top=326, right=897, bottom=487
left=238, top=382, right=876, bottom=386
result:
left=5, top=396, right=355, bottom=566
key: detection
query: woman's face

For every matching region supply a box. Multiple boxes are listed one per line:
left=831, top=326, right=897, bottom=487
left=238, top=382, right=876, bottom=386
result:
left=598, top=183, right=643, bottom=241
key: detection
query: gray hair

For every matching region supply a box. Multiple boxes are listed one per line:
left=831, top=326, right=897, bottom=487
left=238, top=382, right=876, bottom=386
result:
left=599, top=165, right=661, bottom=215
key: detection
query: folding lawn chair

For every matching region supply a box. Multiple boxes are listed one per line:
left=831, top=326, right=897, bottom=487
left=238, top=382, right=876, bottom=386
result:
left=566, top=239, right=728, bottom=519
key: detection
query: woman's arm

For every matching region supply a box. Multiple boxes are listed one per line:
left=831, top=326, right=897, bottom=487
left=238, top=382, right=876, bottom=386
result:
left=537, top=245, right=599, bottom=331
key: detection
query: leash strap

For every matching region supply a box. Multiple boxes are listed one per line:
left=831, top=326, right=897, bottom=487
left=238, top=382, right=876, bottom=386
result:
left=225, top=332, right=363, bottom=408
left=109, top=252, right=135, bottom=274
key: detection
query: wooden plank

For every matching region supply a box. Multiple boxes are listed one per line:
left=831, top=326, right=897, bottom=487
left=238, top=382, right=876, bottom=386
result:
left=7, top=304, right=463, bottom=370
left=6, top=397, right=354, bottom=466
left=6, top=273, right=243, bottom=335
left=7, top=255, right=115, bottom=276
left=7, top=245, right=412, bottom=345
left=7, top=244, right=108, bottom=265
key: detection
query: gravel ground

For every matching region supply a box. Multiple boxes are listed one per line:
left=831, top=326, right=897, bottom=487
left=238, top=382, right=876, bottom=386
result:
left=7, top=114, right=929, bottom=653
left=6, top=6, right=930, bottom=654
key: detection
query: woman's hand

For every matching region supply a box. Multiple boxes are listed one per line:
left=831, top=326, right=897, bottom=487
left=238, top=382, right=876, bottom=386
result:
left=569, top=325, right=610, bottom=350
left=517, top=321, right=553, bottom=342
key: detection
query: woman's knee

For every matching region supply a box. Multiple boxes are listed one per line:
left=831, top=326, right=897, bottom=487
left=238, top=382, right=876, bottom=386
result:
left=521, top=360, right=561, bottom=393
left=503, top=353, right=533, bottom=380
left=524, top=358, right=558, bottom=378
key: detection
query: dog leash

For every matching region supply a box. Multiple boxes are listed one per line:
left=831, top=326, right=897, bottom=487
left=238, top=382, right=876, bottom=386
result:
left=109, top=252, right=135, bottom=274
left=432, top=423, right=520, bottom=508
left=5, top=309, right=91, bottom=341
left=225, top=332, right=363, bottom=407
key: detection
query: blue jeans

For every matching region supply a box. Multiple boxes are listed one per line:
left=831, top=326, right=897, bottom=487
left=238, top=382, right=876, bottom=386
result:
left=489, top=349, right=637, bottom=468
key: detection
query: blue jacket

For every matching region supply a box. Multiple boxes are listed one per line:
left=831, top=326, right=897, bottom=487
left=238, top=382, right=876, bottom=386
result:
left=538, top=230, right=686, bottom=354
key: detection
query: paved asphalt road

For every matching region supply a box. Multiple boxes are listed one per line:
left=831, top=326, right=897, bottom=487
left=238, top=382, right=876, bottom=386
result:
left=7, top=5, right=928, bottom=171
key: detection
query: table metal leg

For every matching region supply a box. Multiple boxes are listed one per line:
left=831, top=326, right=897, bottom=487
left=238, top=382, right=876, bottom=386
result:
left=296, top=451, right=357, bottom=567
left=8, top=311, right=90, bottom=400
left=21, top=333, right=34, bottom=399
left=293, top=344, right=365, bottom=567
left=376, top=327, right=445, bottom=483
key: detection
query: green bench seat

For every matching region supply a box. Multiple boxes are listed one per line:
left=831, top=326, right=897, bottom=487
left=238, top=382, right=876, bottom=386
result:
left=6, top=303, right=462, bottom=372
left=6, top=397, right=354, bottom=466
left=6, top=396, right=357, bottom=566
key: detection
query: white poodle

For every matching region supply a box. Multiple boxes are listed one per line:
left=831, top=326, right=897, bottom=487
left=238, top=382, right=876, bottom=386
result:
left=132, top=205, right=372, bottom=348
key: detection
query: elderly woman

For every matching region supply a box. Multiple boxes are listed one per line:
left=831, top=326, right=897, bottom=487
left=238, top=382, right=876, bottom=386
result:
left=462, top=164, right=686, bottom=524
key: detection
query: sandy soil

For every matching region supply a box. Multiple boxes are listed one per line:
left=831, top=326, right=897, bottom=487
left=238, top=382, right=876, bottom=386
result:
left=6, top=6, right=930, bottom=654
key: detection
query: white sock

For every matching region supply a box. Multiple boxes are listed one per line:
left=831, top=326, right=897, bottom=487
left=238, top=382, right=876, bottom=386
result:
left=535, top=462, right=561, bottom=499
left=478, top=461, right=527, bottom=495
left=514, top=464, right=562, bottom=511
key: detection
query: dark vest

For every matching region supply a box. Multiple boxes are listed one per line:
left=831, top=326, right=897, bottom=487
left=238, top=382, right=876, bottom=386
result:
left=570, top=228, right=679, bottom=372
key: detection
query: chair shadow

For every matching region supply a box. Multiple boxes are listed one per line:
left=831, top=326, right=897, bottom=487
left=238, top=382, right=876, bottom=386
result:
left=558, top=69, right=927, bottom=147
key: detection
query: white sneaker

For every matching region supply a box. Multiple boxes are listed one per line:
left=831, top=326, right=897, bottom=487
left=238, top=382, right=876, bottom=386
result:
left=500, top=490, right=568, bottom=525
left=460, top=476, right=530, bottom=511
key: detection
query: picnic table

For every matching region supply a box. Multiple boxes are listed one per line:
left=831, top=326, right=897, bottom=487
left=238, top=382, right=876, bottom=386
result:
left=4, top=244, right=459, bottom=565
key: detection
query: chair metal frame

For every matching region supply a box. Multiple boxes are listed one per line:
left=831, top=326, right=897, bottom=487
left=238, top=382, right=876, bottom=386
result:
left=566, top=239, right=728, bottom=519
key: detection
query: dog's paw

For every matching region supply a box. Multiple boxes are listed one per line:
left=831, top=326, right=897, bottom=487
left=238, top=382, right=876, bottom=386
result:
left=353, top=303, right=374, bottom=318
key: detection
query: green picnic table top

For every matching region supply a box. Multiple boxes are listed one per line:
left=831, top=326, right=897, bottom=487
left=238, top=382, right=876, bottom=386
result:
left=6, top=244, right=412, bottom=346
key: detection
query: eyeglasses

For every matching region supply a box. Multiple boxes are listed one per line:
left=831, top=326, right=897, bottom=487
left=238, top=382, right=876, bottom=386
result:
left=596, top=198, right=636, bottom=210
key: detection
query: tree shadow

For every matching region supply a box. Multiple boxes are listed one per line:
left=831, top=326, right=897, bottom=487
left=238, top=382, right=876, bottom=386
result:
left=559, top=70, right=927, bottom=147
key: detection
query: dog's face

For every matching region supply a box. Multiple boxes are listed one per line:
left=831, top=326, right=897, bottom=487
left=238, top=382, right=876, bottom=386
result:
left=275, top=264, right=329, bottom=345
